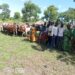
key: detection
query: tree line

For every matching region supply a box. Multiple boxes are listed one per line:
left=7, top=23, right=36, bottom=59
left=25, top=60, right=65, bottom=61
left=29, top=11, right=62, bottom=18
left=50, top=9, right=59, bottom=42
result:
left=0, top=1, right=75, bottom=23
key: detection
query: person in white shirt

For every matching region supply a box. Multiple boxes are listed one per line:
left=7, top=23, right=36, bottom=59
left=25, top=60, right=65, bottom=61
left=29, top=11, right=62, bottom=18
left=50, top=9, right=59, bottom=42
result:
left=47, top=21, right=54, bottom=47
left=57, top=23, right=64, bottom=50
left=51, top=23, right=58, bottom=48
left=48, top=23, right=54, bottom=37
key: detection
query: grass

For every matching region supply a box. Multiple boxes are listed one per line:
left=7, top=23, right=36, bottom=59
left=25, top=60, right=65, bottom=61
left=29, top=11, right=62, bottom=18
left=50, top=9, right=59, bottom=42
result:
left=0, top=33, right=54, bottom=64
left=0, top=32, right=75, bottom=75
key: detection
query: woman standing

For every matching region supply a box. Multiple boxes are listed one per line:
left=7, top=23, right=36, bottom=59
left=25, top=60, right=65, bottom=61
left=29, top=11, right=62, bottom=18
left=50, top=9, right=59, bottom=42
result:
left=63, top=24, right=72, bottom=51
left=30, top=24, right=36, bottom=42
left=72, top=26, right=75, bottom=51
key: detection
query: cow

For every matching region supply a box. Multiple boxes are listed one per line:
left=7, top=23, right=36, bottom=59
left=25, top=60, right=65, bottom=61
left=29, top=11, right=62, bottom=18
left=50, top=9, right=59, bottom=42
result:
left=2, top=23, right=18, bottom=35
left=17, top=24, right=31, bottom=36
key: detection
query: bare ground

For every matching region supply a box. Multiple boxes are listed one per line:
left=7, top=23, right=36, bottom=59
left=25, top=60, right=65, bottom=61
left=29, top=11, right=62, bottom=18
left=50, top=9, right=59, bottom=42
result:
left=0, top=52, right=75, bottom=75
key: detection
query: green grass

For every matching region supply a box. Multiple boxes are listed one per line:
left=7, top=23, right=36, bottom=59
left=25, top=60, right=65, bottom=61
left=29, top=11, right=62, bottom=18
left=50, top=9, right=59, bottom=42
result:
left=0, top=33, right=59, bottom=69
left=0, top=32, right=75, bottom=75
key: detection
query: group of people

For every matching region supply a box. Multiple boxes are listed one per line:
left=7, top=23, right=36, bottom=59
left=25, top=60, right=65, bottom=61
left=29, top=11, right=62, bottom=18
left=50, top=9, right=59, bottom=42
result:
left=28, top=20, right=75, bottom=52
left=46, top=21, right=69, bottom=51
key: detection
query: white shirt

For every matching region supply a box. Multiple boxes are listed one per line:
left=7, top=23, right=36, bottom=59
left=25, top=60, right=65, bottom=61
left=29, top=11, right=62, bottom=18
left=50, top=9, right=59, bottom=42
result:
left=52, top=26, right=58, bottom=36
left=58, top=27, right=64, bottom=37
left=48, top=25, right=54, bottom=36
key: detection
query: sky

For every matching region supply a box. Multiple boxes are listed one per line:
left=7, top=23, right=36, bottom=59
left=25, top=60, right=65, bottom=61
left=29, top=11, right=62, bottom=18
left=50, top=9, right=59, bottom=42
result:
left=0, top=0, right=75, bottom=17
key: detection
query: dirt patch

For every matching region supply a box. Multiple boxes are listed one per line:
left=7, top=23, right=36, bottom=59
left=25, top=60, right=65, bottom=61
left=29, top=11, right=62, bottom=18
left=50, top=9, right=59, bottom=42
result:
left=1, top=54, right=75, bottom=75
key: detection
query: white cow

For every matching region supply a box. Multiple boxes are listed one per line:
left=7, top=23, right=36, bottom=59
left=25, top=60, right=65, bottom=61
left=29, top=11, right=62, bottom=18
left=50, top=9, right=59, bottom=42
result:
left=22, top=25, right=31, bottom=37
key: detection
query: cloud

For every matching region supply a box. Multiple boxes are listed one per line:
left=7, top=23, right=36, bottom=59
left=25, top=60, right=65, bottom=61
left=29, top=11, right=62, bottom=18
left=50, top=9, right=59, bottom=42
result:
left=10, top=8, right=22, bottom=17
left=57, top=5, right=67, bottom=12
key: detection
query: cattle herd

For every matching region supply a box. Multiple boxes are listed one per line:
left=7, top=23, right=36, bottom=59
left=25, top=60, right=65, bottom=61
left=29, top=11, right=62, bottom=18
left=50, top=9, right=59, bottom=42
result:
left=0, top=22, right=47, bottom=43
left=0, top=22, right=31, bottom=36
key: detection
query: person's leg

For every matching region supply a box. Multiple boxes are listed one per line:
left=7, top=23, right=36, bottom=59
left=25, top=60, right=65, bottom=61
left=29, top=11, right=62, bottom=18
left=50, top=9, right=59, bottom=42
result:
left=50, top=36, right=53, bottom=48
left=57, top=36, right=60, bottom=49
left=55, top=36, right=58, bottom=49
left=73, top=39, right=75, bottom=51
left=47, top=36, right=49, bottom=45
left=50, top=36, right=52, bottom=47
left=47, top=36, right=49, bottom=47
left=59, top=37, right=63, bottom=50
left=52, top=36, right=55, bottom=48
left=71, top=38, right=75, bottom=51
left=48, top=36, right=51, bottom=46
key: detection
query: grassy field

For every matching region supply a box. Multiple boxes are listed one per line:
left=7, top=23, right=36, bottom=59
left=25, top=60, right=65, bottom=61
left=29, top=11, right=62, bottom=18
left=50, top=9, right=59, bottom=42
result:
left=0, top=32, right=75, bottom=75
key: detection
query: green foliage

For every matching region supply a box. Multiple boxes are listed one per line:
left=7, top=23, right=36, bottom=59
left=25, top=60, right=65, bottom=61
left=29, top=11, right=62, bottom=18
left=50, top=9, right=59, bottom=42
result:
left=22, top=1, right=41, bottom=22
left=14, top=12, right=20, bottom=19
left=59, top=8, right=75, bottom=22
left=13, top=12, right=21, bottom=24
left=0, top=3, right=10, bottom=21
left=0, top=2, right=74, bottom=23
left=44, top=5, right=58, bottom=21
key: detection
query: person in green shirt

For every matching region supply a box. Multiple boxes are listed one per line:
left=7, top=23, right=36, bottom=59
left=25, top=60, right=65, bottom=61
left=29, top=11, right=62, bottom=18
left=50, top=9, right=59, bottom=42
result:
left=72, top=25, right=75, bottom=51
left=63, top=24, right=72, bottom=51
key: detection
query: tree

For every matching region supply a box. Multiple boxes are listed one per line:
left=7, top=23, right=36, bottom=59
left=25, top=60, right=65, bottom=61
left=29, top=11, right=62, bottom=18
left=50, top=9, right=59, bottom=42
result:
left=59, top=8, right=75, bottom=22
left=0, top=3, right=10, bottom=21
left=44, top=5, right=58, bottom=21
left=22, top=1, right=41, bottom=22
left=14, top=12, right=20, bottom=19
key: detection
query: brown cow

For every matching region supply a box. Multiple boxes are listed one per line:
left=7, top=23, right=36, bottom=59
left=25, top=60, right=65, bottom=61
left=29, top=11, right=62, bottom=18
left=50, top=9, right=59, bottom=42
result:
left=3, top=23, right=18, bottom=35
left=18, top=24, right=26, bottom=32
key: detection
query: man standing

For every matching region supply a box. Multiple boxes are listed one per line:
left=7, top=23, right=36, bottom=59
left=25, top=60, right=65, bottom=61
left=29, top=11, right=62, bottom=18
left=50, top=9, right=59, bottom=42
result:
left=57, top=23, right=64, bottom=50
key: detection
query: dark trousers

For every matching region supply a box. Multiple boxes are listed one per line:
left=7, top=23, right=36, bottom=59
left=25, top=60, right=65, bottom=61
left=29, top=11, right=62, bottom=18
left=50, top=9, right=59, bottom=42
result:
left=72, top=38, right=75, bottom=51
left=48, top=36, right=52, bottom=45
left=57, top=36, right=63, bottom=50
left=51, top=36, right=58, bottom=48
